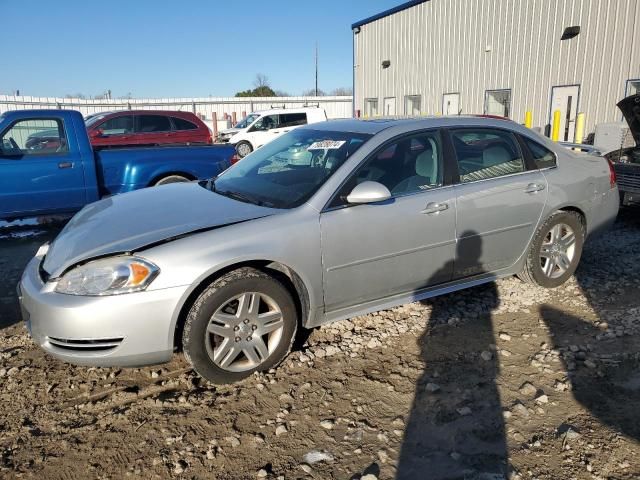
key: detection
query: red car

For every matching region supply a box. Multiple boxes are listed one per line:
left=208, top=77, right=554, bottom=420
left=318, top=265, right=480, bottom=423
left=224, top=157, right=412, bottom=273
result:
left=85, top=110, right=212, bottom=148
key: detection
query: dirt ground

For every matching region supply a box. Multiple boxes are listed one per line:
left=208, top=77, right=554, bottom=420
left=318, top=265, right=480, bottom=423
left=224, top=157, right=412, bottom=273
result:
left=1, top=208, right=639, bottom=480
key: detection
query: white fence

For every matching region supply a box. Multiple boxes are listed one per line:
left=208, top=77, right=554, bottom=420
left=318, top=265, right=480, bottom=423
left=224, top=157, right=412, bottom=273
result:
left=0, top=95, right=354, bottom=128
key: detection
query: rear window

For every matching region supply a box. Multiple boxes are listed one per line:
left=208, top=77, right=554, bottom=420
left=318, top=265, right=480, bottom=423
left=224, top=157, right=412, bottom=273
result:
left=524, top=138, right=557, bottom=169
left=172, top=117, right=199, bottom=131
left=136, top=115, right=171, bottom=133
left=280, top=113, right=307, bottom=128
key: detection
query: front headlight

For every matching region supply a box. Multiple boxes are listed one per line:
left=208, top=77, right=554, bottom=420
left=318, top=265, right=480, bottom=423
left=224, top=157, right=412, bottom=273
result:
left=55, top=256, right=159, bottom=296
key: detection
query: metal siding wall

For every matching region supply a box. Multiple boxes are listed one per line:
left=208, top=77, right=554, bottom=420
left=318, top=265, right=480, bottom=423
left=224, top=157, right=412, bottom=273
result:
left=354, top=0, right=640, bottom=136
left=0, top=96, right=353, bottom=121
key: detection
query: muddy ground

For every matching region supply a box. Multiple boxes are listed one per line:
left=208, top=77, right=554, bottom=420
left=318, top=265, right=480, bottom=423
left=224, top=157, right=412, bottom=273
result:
left=0, top=209, right=639, bottom=480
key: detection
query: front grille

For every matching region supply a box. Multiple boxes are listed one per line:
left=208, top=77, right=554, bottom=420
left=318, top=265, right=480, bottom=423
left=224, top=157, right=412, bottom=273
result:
left=47, top=336, right=123, bottom=352
left=617, top=173, right=640, bottom=194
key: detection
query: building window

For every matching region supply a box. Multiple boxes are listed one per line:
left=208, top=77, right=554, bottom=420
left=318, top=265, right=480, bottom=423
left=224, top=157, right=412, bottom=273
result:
left=364, top=98, right=379, bottom=117
left=484, top=89, right=511, bottom=117
left=405, top=95, right=421, bottom=116
left=626, top=79, right=640, bottom=96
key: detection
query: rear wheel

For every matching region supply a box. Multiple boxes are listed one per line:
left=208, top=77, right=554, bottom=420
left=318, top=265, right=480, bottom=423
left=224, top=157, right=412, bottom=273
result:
left=518, top=211, right=585, bottom=288
left=236, top=141, right=253, bottom=158
left=154, top=174, right=190, bottom=186
left=182, top=267, right=298, bottom=384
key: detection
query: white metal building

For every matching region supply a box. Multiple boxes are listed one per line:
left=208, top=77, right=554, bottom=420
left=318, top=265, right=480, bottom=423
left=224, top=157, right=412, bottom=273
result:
left=352, top=0, right=640, bottom=141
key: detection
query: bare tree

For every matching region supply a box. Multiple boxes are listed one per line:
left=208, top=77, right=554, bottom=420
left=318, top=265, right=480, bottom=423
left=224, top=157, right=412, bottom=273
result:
left=331, top=87, right=353, bottom=96
left=302, top=88, right=326, bottom=97
left=65, top=93, right=86, bottom=99
left=253, top=73, right=270, bottom=89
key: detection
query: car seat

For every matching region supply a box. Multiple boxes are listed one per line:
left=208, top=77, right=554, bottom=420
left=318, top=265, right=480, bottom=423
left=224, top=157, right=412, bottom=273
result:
left=392, top=144, right=437, bottom=194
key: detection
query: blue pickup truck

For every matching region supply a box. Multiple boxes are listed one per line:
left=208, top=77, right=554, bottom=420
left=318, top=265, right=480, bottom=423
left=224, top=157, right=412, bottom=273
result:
left=0, top=109, right=235, bottom=219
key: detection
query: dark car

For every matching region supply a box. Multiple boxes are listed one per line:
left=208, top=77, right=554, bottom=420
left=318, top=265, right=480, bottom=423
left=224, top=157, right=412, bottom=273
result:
left=605, top=94, right=640, bottom=204
left=85, top=110, right=212, bottom=148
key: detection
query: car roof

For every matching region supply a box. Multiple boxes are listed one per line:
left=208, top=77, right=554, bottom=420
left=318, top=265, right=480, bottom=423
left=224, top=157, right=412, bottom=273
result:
left=251, top=107, right=324, bottom=115
left=299, top=116, right=530, bottom=136
left=97, top=110, right=199, bottom=117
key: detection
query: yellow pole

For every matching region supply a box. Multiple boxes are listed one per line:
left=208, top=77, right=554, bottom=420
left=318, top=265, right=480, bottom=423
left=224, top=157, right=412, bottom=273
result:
left=574, top=112, right=585, bottom=144
left=524, top=110, right=533, bottom=128
left=551, top=110, right=561, bottom=142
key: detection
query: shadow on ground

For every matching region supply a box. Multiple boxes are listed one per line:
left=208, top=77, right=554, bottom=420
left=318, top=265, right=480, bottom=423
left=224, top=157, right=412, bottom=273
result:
left=540, top=204, right=640, bottom=442
left=397, top=232, right=508, bottom=479
left=0, top=219, right=66, bottom=328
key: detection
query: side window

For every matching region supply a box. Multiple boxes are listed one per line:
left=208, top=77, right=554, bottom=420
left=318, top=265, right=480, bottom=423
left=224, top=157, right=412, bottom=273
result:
left=0, top=119, right=68, bottom=156
left=279, top=113, right=307, bottom=128
left=524, top=137, right=557, bottom=169
left=172, top=117, right=199, bottom=131
left=250, top=115, right=279, bottom=131
left=99, top=116, right=134, bottom=135
left=331, top=131, right=443, bottom=207
left=136, top=115, right=172, bottom=133
left=450, top=128, right=524, bottom=183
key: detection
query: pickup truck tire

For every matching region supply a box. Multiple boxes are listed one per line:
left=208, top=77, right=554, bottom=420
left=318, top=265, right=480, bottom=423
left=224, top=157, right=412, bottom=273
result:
left=182, top=267, right=298, bottom=384
left=154, top=174, right=190, bottom=186
left=236, top=141, right=253, bottom=158
left=518, top=211, right=585, bottom=288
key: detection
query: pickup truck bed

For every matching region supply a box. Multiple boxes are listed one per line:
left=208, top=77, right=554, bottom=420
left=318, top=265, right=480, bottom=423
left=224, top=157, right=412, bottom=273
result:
left=0, top=110, right=235, bottom=219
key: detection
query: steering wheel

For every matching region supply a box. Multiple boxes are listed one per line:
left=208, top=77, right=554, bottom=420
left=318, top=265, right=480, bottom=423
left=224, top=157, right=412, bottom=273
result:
left=9, top=137, right=19, bottom=150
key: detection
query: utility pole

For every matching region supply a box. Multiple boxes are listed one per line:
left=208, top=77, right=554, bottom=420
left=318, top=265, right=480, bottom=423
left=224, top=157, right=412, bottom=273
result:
left=315, top=42, right=318, bottom=97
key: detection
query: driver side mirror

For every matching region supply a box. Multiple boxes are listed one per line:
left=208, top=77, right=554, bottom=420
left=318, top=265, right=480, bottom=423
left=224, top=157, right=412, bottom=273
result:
left=90, top=129, right=104, bottom=138
left=346, top=181, right=392, bottom=204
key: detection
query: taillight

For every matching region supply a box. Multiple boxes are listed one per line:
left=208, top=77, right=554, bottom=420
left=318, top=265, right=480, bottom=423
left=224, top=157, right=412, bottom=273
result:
left=230, top=153, right=241, bottom=165
left=606, top=158, right=617, bottom=188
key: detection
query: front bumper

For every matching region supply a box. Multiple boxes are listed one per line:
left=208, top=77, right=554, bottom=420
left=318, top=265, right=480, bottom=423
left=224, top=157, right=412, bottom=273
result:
left=18, top=255, right=189, bottom=367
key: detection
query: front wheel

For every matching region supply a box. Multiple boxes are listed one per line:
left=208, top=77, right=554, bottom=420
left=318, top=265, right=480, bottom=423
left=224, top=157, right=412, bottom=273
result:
left=235, top=141, right=253, bottom=158
left=154, top=174, right=190, bottom=186
left=518, top=211, right=585, bottom=288
left=182, top=267, right=298, bottom=384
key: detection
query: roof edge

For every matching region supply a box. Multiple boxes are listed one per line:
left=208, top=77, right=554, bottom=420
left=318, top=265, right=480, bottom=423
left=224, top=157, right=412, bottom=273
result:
left=351, top=0, right=430, bottom=30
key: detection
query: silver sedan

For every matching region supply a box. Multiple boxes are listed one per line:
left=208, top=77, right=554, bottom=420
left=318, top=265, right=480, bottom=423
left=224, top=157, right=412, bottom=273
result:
left=18, top=117, right=619, bottom=384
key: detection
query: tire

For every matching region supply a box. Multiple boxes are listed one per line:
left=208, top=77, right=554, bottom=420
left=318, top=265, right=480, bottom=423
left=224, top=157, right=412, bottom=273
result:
left=518, top=211, right=585, bottom=288
left=154, top=174, right=190, bottom=186
left=182, top=267, right=298, bottom=384
left=235, top=141, right=253, bottom=158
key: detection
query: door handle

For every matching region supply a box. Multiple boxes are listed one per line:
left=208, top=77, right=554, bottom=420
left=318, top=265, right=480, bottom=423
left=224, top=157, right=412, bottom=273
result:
left=524, top=183, right=545, bottom=193
left=421, top=202, right=449, bottom=215
left=58, top=162, right=73, bottom=169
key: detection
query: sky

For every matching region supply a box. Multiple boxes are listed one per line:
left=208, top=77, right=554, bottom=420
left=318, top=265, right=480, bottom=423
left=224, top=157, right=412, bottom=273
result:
left=1, top=0, right=401, bottom=98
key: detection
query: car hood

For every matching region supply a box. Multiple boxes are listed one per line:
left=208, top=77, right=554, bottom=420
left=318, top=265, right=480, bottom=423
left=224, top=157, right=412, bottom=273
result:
left=618, top=94, right=640, bottom=145
left=42, top=182, right=278, bottom=278
left=220, top=128, right=240, bottom=135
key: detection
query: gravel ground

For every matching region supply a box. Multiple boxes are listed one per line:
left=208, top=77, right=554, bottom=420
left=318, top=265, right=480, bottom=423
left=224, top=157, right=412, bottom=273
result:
left=0, top=208, right=639, bottom=480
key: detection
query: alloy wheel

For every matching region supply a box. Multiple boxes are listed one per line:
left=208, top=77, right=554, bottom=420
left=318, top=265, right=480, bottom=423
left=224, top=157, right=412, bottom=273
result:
left=539, top=223, right=576, bottom=279
left=237, top=143, right=251, bottom=157
left=205, top=292, right=284, bottom=372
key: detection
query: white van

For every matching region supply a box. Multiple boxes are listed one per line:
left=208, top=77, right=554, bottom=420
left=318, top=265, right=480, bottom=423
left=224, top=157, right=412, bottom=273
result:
left=229, top=107, right=327, bottom=157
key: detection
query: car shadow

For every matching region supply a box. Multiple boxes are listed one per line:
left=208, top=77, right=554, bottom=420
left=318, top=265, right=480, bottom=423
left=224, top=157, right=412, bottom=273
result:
left=396, top=232, right=508, bottom=479
left=538, top=205, right=640, bottom=442
left=0, top=217, right=67, bottom=328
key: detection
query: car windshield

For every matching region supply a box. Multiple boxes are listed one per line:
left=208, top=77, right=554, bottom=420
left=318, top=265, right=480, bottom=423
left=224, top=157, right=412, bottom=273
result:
left=209, top=128, right=371, bottom=209
left=85, top=114, right=107, bottom=127
left=234, top=114, right=259, bottom=129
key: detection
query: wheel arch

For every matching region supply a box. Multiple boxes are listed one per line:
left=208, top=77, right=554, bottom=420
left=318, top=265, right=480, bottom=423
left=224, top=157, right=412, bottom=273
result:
left=556, top=205, right=587, bottom=230
left=148, top=171, right=196, bottom=187
left=172, top=260, right=311, bottom=351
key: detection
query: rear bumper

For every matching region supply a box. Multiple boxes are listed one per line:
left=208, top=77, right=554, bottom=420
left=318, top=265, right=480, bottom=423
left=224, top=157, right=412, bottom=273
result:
left=18, top=255, right=189, bottom=367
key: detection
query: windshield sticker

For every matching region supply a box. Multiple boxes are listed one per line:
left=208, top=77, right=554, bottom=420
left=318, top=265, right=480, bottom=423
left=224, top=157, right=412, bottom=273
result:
left=307, top=140, right=346, bottom=150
